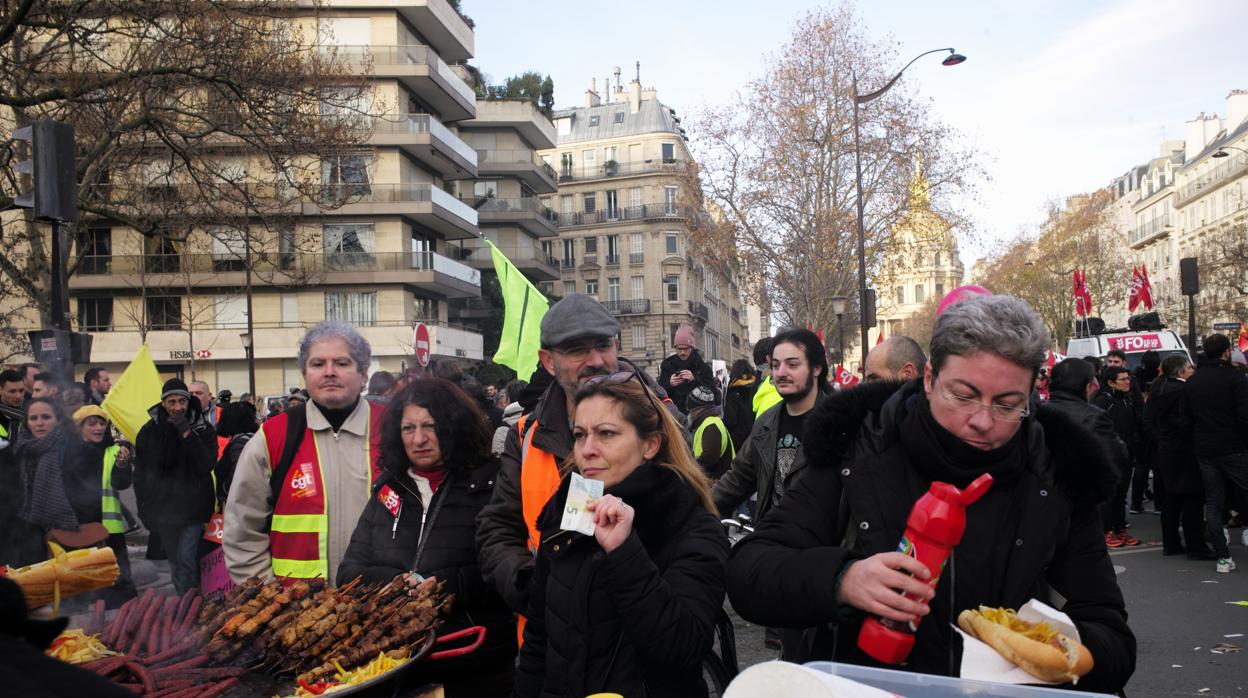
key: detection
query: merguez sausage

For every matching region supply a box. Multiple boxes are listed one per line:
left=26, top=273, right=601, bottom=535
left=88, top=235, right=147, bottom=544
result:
left=124, top=660, right=157, bottom=694
left=128, top=591, right=163, bottom=656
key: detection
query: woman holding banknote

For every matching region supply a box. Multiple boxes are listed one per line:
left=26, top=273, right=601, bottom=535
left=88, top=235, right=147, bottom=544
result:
left=337, top=378, right=515, bottom=696
left=512, top=370, right=729, bottom=698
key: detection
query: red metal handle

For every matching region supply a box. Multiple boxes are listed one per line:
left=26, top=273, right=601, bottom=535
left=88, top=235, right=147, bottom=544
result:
left=428, top=626, right=487, bottom=660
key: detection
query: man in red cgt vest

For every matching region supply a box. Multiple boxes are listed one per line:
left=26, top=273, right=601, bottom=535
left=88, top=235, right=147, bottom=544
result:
left=223, top=321, right=384, bottom=585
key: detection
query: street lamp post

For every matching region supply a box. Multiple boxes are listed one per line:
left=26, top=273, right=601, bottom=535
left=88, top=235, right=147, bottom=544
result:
left=830, top=294, right=848, bottom=368
left=852, top=48, right=965, bottom=368
left=239, top=331, right=255, bottom=403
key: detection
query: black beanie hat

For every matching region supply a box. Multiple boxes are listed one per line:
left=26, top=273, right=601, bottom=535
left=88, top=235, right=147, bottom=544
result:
left=161, top=378, right=191, bottom=401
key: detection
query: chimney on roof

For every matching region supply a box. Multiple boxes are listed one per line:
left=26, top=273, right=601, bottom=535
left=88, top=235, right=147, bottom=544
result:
left=1184, top=111, right=1223, bottom=161
left=586, top=78, right=600, bottom=108
left=1227, top=89, right=1248, bottom=131
left=629, top=78, right=641, bottom=114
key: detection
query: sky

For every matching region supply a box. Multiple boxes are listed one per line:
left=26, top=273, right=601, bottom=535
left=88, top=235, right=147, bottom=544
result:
left=469, top=0, right=1248, bottom=263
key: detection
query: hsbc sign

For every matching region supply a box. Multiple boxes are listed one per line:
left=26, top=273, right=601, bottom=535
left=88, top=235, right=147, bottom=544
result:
left=1106, top=334, right=1162, bottom=352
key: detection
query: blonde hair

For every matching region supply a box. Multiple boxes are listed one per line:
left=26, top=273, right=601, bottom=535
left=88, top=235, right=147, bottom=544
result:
left=570, top=375, right=716, bottom=514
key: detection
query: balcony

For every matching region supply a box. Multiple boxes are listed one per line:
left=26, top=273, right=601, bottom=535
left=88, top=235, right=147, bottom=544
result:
left=629, top=252, right=644, bottom=265
left=461, top=100, right=556, bottom=149
left=387, top=0, right=475, bottom=62
left=557, top=159, right=689, bottom=183
left=71, top=250, right=481, bottom=298
left=688, top=300, right=709, bottom=322
left=603, top=299, right=650, bottom=316
left=1176, top=151, right=1248, bottom=207
left=456, top=239, right=559, bottom=281
left=474, top=149, right=557, bottom=194
left=557, top=203, right=694, bottom=228
left=466, top=196, right=558, bottom=237
left=323, top=45, right=475, bottom=121
left=604, top=254, right=620, bottom=266
left=369, top=114, right=477, bottom=179
left=307, top=183, right=479, bottom=239
left=1128, top=214, right=1173, bottom=248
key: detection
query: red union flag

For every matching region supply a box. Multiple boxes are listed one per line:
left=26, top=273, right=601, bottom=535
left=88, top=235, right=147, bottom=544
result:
left=1239, top=324, right=1247, bottom=353
left=834, top=364, right=860, bottom=389
left=1140, top=264, right=1154, bottom=310
left=1128, top=266, right=1143, bottom=312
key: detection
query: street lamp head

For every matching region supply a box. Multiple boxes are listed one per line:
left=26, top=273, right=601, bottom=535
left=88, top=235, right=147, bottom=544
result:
left=941, top=51, right=967, bottom=67
left=830, top=295, right=848, bottom=316
left=1211, top=149, right=1229, bottom=159
left=239, top=331, right=252, bottom=350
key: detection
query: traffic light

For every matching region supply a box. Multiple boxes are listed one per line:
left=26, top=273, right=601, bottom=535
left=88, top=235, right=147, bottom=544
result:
left=12, top=118, right=77, bottom=222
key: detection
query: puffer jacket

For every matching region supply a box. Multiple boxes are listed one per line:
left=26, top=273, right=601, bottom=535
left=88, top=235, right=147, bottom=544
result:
left=726, top=380, right=1135, bottom=695
left=514, top=464, right=728, bottom=698
left=337, top=459, right=515, bottom=681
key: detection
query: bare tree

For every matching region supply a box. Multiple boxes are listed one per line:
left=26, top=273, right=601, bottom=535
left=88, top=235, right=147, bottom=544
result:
left=0, top=0, right=375, bottom=325
left=1196, top=221, right=1248, bottom=331
left=685, top=3, right=983, bottom=335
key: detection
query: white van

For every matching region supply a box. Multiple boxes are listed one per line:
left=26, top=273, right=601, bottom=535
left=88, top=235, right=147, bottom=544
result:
left=1065, top=329, right=1192, bottom=370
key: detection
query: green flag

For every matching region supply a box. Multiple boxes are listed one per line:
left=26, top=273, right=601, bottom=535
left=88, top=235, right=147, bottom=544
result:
left=488, top=240, right=549, bottom=380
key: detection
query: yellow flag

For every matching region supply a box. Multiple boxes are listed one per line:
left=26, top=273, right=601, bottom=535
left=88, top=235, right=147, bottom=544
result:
left=488, top=240, right=548, bottom=381
left=102, top=345, right=164, bottom=442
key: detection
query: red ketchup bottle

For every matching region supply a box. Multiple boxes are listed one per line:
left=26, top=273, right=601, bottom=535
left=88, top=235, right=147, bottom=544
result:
left=857, top=472, right=994, bottom=665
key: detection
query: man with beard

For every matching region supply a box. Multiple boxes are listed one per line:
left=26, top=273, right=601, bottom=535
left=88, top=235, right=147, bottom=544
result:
left=477, top=294, right=677, bottom=614
left=659, top=325, right=715, bottom=412
left=712, top=328, right=830, bottom=524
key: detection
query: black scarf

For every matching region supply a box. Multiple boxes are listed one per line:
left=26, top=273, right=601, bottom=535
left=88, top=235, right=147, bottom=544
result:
left=16, top=426, right=78, bottom=531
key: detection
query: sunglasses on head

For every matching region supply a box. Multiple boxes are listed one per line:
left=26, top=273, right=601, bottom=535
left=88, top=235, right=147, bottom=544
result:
left=581, top=370, right=666, bottom=420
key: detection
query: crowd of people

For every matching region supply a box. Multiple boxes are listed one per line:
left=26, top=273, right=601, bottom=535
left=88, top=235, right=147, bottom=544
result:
left=10, top=287, right=1248, bottom=696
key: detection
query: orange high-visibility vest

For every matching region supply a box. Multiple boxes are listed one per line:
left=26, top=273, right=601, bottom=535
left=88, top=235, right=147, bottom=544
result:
left=265, top=402, right=384, bottom=584
left=516, top=414, right=563, bottom=645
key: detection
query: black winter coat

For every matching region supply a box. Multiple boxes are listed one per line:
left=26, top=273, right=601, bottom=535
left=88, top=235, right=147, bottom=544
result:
left=514, top=464, right=728, bottom=698
left=726, top=380, right=1135, bottom=695
left=337, top=459, right=516, bottom=685
left=1043, top=391, right=1128, bottom=480
left=133, top=402, right=217, bottom=527
left=1092, top=388, right=1141, bottom=460
left=1183, top=359, right=1248, bottom=457
left=1146, top=377, right=1203, bottom=494
left=214, top=433, right=252, bottom=506
left=659, top=349, right=715, bottom=412
left=722, top=378, right=758, bottom=452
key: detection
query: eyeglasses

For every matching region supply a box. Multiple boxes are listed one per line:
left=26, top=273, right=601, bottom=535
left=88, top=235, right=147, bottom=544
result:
left=551, top=338, right=616, bottom=360
left=936, top=378, right=1030, bottom=422
left=582, top=369, right=666, bottom=421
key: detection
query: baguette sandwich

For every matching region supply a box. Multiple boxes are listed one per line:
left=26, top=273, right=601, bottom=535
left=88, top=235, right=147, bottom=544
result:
left=957, top=606, right=1093, bottom=683
left=3, top=544, right=119, bottom=611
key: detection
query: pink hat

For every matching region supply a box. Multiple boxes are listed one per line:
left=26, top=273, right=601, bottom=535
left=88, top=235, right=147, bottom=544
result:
left=674, top=325, right=695, bottom=348
left=936, top=284, right=992, bottom=316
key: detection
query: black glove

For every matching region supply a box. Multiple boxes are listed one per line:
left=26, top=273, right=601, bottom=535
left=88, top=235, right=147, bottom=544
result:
left=169, top=412, right=191, bottom=434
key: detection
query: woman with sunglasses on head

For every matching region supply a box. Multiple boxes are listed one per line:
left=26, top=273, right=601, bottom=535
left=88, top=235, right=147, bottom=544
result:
left=338, top=378, right=515, bottom=696
left=513, top=371, right=728, bottom=698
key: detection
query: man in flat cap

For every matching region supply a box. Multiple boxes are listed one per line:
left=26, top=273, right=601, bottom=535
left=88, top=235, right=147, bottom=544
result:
left=477, top=294, right=675, bottom=614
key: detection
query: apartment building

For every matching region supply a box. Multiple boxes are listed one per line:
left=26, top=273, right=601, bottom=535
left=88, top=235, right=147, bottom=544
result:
left=66, top=1, right=485, bottom=398
left=1127, top=90, right=1248, bottom=330
left=537, top=76, right=750, bottom=374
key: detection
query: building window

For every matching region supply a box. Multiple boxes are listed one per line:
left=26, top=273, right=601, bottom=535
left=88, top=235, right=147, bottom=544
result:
left=665, top=274, right=680, bottom=302
left=214, top=295, right=248, bottom=329
left=584, top=237, right=598, bottom=254
left=413, top=295, right=437, bottom=322
left=604, top=190, right=618, bottom=218
left=320, top=153, right=371, bottom=196
left=613, top=112, right=625, bottom=124
left=661, top=142, right=675, bottom=163
left=665, top=232, right=679, bottom=255
left=560, top=153, right=573, bottom=178
left=629, top=233, right=644, bottom=263
left=934, top=251, right=942, bottom=267
left=561, top=239, right=576, bottom=267
left=77, top=298, right=113, bottom=331
left=632, top=324, right=645, bottom=350
left=914, top=284, right=925, bottom=304
left=629, top=187, right=642, bottom=210
left=78, top=227, right=111, bottom=274
left=541, top=241, right=554, bottom=265
left=563, top=280, right=576, bottom=296
left=324, top=291, right=377, bottom=325
left=935, top=282, right=944, bottom=297
left=604, top=146, right=617, bottom=163
left=540, top=281, right=556, bottom=297
left=323, top=223, right=376, bottom=269
left=209, top=226, right=247, bottom=272
left=582, top=193, right=596, bottom=213
left=664, top=186, right=678, bottom=214
left=606, top=235, right=619, bottom=264
left=631, top=275, right=645, bottom=300
left=582, top=149, right=597, bottom=169
left=895, top=286, right=905, bottom=304
left=585, top=279, right=598, bottom=297
left=607, top=277, right=620, bottom=302
left=588, top=115, right=600, bottom=127
left=147, top=296, right=182, bottom=330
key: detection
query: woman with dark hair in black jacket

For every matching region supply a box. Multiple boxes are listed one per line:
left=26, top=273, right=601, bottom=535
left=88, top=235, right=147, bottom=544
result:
left=338, top=378, right=515, bottom=697
left=722, top=358, right=758, bottom=452
left=514, top=372, right=728, bottom=698
left=213, top=402, right=258, bottom=507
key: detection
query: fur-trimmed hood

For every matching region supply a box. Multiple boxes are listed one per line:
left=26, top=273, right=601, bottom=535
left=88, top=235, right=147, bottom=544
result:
left=801, top=380, right=1120, bottom=504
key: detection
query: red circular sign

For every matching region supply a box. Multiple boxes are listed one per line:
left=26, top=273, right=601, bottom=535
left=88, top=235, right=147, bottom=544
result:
left=414, top=323, right=431, bottom=368
left=195, top=349, right=212, bottom=359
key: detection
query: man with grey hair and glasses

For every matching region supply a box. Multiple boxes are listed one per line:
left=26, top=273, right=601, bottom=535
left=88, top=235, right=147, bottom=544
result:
left=224, top=321, right=385, bottom=584
left=725, top=295, right=1136, bottom=692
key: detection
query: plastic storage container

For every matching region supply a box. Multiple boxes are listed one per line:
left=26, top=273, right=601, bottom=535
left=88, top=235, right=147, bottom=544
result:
left=804, top=661, right=1115, bottom=697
